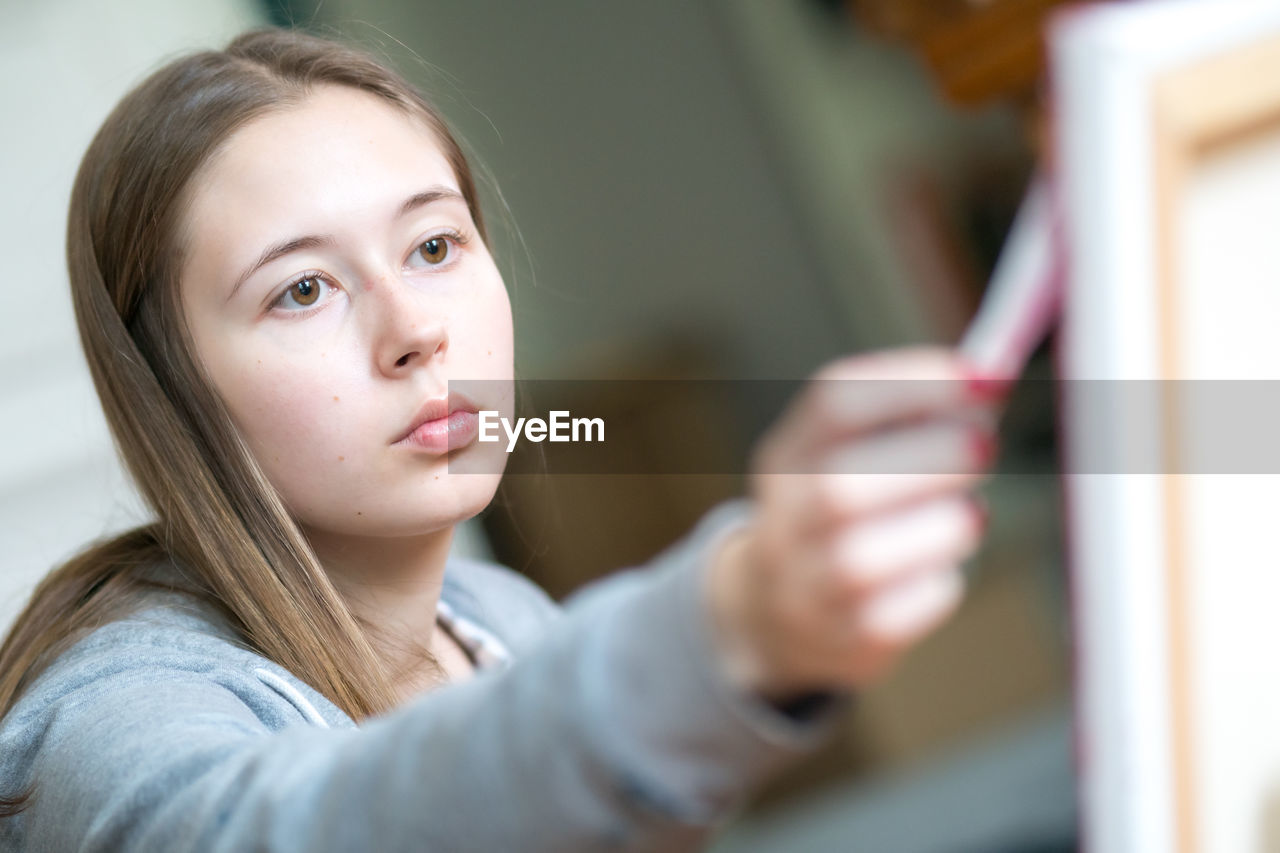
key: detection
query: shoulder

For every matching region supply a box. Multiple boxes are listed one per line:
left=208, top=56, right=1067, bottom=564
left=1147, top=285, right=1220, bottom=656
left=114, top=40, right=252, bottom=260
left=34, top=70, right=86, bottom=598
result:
left=1, top=590, right=350, bottom=761
left=441, top=556, right=562, bottom=657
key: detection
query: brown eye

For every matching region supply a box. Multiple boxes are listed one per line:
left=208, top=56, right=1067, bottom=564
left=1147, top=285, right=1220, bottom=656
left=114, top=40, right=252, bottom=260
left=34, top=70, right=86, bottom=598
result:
left=417, top=237, right=449, bottom=265
left=290, top=277, right=321, bottom=306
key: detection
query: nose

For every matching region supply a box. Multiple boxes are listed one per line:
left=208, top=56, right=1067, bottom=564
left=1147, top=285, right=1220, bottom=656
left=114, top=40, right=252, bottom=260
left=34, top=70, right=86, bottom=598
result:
left=371, top=277, right=449, bottom=377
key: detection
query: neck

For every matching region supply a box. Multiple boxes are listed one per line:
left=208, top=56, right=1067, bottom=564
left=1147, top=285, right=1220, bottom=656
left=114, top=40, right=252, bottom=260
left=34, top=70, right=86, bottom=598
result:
left=304, top=524, right=456, bottom=693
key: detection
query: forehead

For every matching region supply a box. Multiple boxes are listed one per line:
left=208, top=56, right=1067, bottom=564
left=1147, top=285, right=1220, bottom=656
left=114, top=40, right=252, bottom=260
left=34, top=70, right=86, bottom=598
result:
left=183, top=85, right=461, bottom=253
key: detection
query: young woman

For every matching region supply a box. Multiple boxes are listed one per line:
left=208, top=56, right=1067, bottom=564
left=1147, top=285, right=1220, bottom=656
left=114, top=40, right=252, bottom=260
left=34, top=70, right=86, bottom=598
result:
left=0, top=27, right=1004, bottom=852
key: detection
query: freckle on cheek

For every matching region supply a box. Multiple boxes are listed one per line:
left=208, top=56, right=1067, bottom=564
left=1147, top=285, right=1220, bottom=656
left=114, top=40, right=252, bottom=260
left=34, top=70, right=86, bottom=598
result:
left=487, top=350, right=492, bottom=356
left=333, top=396, right=339, bottom=402
left=356, top=511, right=362, bottom=516
left=338, top=456, right=344, bottom=462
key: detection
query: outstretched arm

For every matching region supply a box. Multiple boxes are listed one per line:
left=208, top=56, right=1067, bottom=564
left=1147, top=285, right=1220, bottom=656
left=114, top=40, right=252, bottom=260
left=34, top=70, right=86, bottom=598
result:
left=12, top=502, right=839, bottom=853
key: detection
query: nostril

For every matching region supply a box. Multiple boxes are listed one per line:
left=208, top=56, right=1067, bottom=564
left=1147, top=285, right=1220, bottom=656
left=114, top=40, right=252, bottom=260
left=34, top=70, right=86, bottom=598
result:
left=395, top=353, right=413, bottom=368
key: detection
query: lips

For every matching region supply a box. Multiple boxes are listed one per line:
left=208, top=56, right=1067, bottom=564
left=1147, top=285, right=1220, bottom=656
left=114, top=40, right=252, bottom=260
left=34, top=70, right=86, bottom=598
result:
left=393, top=393, right=481, bottom=452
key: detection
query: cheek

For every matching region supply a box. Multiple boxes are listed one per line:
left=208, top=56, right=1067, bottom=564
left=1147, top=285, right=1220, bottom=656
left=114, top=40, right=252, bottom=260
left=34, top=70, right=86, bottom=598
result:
left=213, top=350, right=364, bottom=489
left=467, top=275, right=514, bottom=372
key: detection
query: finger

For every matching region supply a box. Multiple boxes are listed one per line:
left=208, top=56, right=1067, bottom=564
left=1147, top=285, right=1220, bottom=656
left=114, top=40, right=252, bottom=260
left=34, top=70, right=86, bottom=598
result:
left=795, top=420, right=996, bottom=526
left=852, top=565, right=966, bottom=655
left=774, top=348, right=998, bottom=455
left=823, top=495, right=984, bottom=605
left=805, top=564, right=965, bottom=687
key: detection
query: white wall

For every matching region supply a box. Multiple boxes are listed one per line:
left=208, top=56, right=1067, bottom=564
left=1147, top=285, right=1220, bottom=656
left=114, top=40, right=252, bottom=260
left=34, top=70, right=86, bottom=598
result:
left=0, top=1, right=267, bottom=631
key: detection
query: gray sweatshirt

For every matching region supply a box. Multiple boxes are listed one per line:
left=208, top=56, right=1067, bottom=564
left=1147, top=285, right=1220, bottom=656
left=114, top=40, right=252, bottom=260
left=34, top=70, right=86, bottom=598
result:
left=0, top=501, right=846, bottom=852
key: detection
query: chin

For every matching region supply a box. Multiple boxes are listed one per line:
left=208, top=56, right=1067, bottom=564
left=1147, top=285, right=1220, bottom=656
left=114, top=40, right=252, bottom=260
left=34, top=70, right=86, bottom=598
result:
left=387, top=472, right=502, bottom=535
left=294, top=471, right=503, bottom=541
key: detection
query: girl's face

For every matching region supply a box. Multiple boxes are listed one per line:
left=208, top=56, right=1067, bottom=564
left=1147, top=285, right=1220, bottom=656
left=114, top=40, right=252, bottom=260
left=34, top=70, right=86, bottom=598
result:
left=179, top=86, right=513, bottom=541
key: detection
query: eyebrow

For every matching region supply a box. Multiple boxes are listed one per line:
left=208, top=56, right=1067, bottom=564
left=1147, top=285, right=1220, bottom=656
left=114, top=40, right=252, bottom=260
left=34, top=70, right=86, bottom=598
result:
left=227, top=186, right=468, bottom=300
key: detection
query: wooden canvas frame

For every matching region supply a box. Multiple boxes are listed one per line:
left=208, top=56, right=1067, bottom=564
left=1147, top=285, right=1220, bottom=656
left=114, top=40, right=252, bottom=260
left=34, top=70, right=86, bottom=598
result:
left=1153, top=31, right=1280, bottom=853
left=1052, top=2, right=1280, bottom=851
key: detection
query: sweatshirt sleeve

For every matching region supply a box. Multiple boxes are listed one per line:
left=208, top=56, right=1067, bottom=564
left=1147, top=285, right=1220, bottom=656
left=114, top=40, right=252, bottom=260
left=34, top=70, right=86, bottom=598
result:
left=14, top=501, right=850, bottom=853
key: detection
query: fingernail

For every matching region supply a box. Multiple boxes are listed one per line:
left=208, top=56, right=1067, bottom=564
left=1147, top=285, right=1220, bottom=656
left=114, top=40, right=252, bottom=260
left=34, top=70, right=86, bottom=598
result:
left=969, top=428, right=998, bottom=467
left=959, top=364, right=1015, bottom=403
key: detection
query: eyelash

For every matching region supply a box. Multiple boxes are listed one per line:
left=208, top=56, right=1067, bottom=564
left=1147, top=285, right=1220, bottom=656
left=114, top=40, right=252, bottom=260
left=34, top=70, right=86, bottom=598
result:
left=269, top=228, right=471, bottom=316
left=409, top=227, right=469, bottom=268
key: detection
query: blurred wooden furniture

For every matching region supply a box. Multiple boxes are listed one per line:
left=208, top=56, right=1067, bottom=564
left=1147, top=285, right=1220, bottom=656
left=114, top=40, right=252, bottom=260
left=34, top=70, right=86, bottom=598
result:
left=480, top=341, right=748, bottom=600
left=851, top=0, right=1076, bottom=108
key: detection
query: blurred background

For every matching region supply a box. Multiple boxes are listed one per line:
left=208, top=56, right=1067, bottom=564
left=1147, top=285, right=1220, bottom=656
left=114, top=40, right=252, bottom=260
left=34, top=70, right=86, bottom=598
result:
left=1, top=1, right=1076, bottom=850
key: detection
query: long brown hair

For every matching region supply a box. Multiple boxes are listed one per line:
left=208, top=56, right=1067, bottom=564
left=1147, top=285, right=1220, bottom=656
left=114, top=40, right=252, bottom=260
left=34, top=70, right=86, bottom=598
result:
left=0, top=27, right=491, bottom=816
